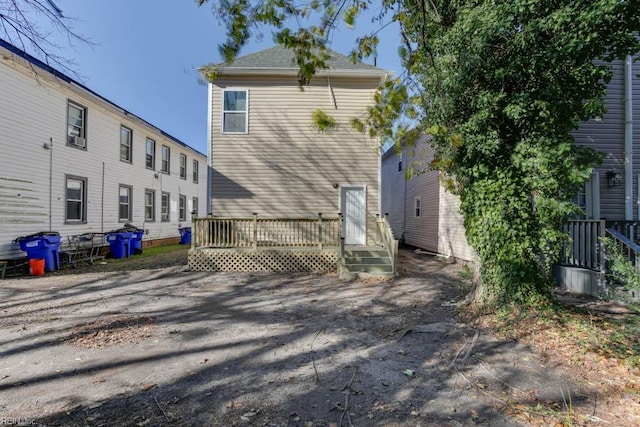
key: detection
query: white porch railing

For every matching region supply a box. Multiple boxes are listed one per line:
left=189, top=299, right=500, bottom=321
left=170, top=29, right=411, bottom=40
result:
left=376, top=214, right=399, bottom=276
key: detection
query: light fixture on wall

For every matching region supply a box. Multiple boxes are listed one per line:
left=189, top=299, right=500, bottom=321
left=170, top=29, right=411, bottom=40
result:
left=332, top=183, right=339, bottom=189
left=607, top=171, right=623, bottom=188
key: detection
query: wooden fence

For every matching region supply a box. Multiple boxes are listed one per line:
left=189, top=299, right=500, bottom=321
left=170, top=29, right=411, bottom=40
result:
left=192, top=214, right=340, bottom=249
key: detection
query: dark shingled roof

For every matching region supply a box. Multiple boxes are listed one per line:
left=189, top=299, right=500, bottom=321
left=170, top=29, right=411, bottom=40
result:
left=218, top=45, right=384, bottom=72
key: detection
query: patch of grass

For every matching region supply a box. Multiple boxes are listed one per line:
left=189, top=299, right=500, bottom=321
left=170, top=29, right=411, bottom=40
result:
left=462, top=301, right=640, bottom=425
left=556, top=307, right=640, bottom=368
left=139, top=244, right=187, bottom=257
left=475, top=305, right=640, bottom=368
left=458, top=264, right=473, bottom=280
left=456, top=265, right=474, bottom=296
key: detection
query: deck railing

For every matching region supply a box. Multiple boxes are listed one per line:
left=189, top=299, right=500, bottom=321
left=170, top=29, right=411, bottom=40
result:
left=377, top=214, right=399, bottom=276
left=559, top=220, right=606, bottom=271
left=605, top=220, right=640, bottom=243
left=192, top=214, right=340, bottom=249
left=605, top=228, right=640, bottom=270
left=603, top=229, right=640, bottom=299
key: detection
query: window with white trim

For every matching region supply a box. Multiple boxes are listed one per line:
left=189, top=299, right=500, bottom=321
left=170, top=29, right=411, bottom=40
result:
left=67, top=100, right=87, bottom=148
left=120, top=125, right=132, bottom=163
left=146, top=138, right=155, bottom=170
left=193, top=160, right=199, bottom=183
left=161, top=192, right=170, bottom=221
left=119, top=185, right=132, bottom=222
left=179, top=154, right=187, bottom=180
left=222, top=89, right=248, bottom=133
left=414, top=197, right=421, bottom=218
left=179, top=194, right=186, bottom=221
left=145, top=189, right=155, bottom=221
left=192, top=196, right=199, bottom=217
left=161, top=145, right=170, bottom=174
left=65, top=175, right=87, bottom=223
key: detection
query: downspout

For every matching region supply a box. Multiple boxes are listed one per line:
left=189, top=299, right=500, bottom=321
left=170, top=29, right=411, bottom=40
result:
left=101, top=162, right=105, bottom=233
left=624, top=55, right=633, bottom=220
left=327, top=76, right=337, bottom=109
left=402, top=148, right=407, bottom=239
left=48, top=137, right=53, bottom=232
left=206, top=82, right=213, bottom=215
left=378, top=150, right=382, bottom=216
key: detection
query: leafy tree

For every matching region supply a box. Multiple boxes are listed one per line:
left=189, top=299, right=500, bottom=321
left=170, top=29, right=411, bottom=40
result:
left=200, top=0, right=639, bottom=306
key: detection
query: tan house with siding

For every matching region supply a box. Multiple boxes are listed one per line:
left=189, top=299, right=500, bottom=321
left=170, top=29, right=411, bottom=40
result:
left=381, top=136, right=475, bottom=262
left=204, top=46, right=390, bottom=246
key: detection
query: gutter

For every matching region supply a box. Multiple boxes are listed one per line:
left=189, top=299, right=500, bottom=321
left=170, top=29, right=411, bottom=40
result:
left=624, top=55, right=633, bottom=220
left=0, top=39, right=205, bottom=158
left=207, top=82, right=213, bottom=215
left=213, top=67, right=391, bottom=79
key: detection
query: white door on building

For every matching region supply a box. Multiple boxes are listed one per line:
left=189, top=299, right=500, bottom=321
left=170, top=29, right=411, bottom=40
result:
left=341, top=186, right=366, bottom=245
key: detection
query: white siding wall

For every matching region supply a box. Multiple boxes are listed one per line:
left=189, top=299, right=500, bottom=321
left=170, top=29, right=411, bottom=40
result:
left=438, top=187, right=475, bottom=261
left=381, top=137, right=474, bottom=261
left=0, top=49, right=207, bottom=259
left=403, top=142, right=439, bottom=252
left=380, top=149, right=406, bottom=239
left=209, top=75, right=381, bottom=244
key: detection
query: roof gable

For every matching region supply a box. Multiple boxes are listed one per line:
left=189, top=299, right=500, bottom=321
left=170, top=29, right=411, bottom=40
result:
left=208, top=45, right=390, bottom=78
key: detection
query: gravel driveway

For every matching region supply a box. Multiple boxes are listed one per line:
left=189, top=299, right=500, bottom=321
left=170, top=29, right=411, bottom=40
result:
left=0, top=250, right=580, bottom=426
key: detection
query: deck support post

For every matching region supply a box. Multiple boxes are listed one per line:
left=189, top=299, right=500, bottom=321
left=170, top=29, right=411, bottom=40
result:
left=318, top=213, right=323, bottom=250
left=252, top=213, right=258, bottom=250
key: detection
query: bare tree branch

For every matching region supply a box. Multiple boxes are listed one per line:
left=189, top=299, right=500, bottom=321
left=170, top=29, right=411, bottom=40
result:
left=0, top=0, right=92, bottom=79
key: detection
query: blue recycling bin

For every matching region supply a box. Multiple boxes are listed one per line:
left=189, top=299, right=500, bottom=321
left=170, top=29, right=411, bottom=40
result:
left=129, top=230, right=144, bottom=256
left=106, top=231, right=133, bottom=259
left=179, top=227, right=191, bottom=245
left=18, top=233, right=61, bottom=272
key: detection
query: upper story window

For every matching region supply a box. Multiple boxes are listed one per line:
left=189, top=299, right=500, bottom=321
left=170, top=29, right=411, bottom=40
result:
left=179, top=154, right=187, bottom=180
left=222, top=89, right=248, bottom=133
left=66, top=175, right=87, bottom=223
left=193, top=160, right=199, bottom=183
left=161, top=145, right=170, bottom=174
left=67, top=100, right=87, bottom=149
left=414, top=197, right=421, bottom=218
left=146, top=138, right=156, bottom=170
left=398, top=159, right=403, bottom=172
left=120, top=125, right=133, bottom=163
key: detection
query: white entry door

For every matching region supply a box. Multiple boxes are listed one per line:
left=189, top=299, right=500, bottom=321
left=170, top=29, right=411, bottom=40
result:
left=341, top=186, right=366, bottom=245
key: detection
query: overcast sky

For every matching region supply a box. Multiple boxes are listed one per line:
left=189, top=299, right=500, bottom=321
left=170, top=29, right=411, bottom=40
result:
left=25, top=0, right=402, bottom=155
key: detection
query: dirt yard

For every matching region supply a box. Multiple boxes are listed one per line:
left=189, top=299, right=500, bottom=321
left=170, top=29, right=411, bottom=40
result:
left=0, top=249, right=634, bottom=426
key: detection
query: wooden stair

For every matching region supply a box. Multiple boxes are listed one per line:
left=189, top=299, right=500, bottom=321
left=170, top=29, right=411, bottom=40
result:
left=339, top=245, right=395, bottom=280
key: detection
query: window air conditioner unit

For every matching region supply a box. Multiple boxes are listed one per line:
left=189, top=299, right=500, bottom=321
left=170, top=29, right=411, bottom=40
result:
left=69, top=136, right=86, bottom=148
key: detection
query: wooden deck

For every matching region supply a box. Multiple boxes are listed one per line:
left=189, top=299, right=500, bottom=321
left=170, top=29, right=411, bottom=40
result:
left=188, top=215, right=398, bottom=275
